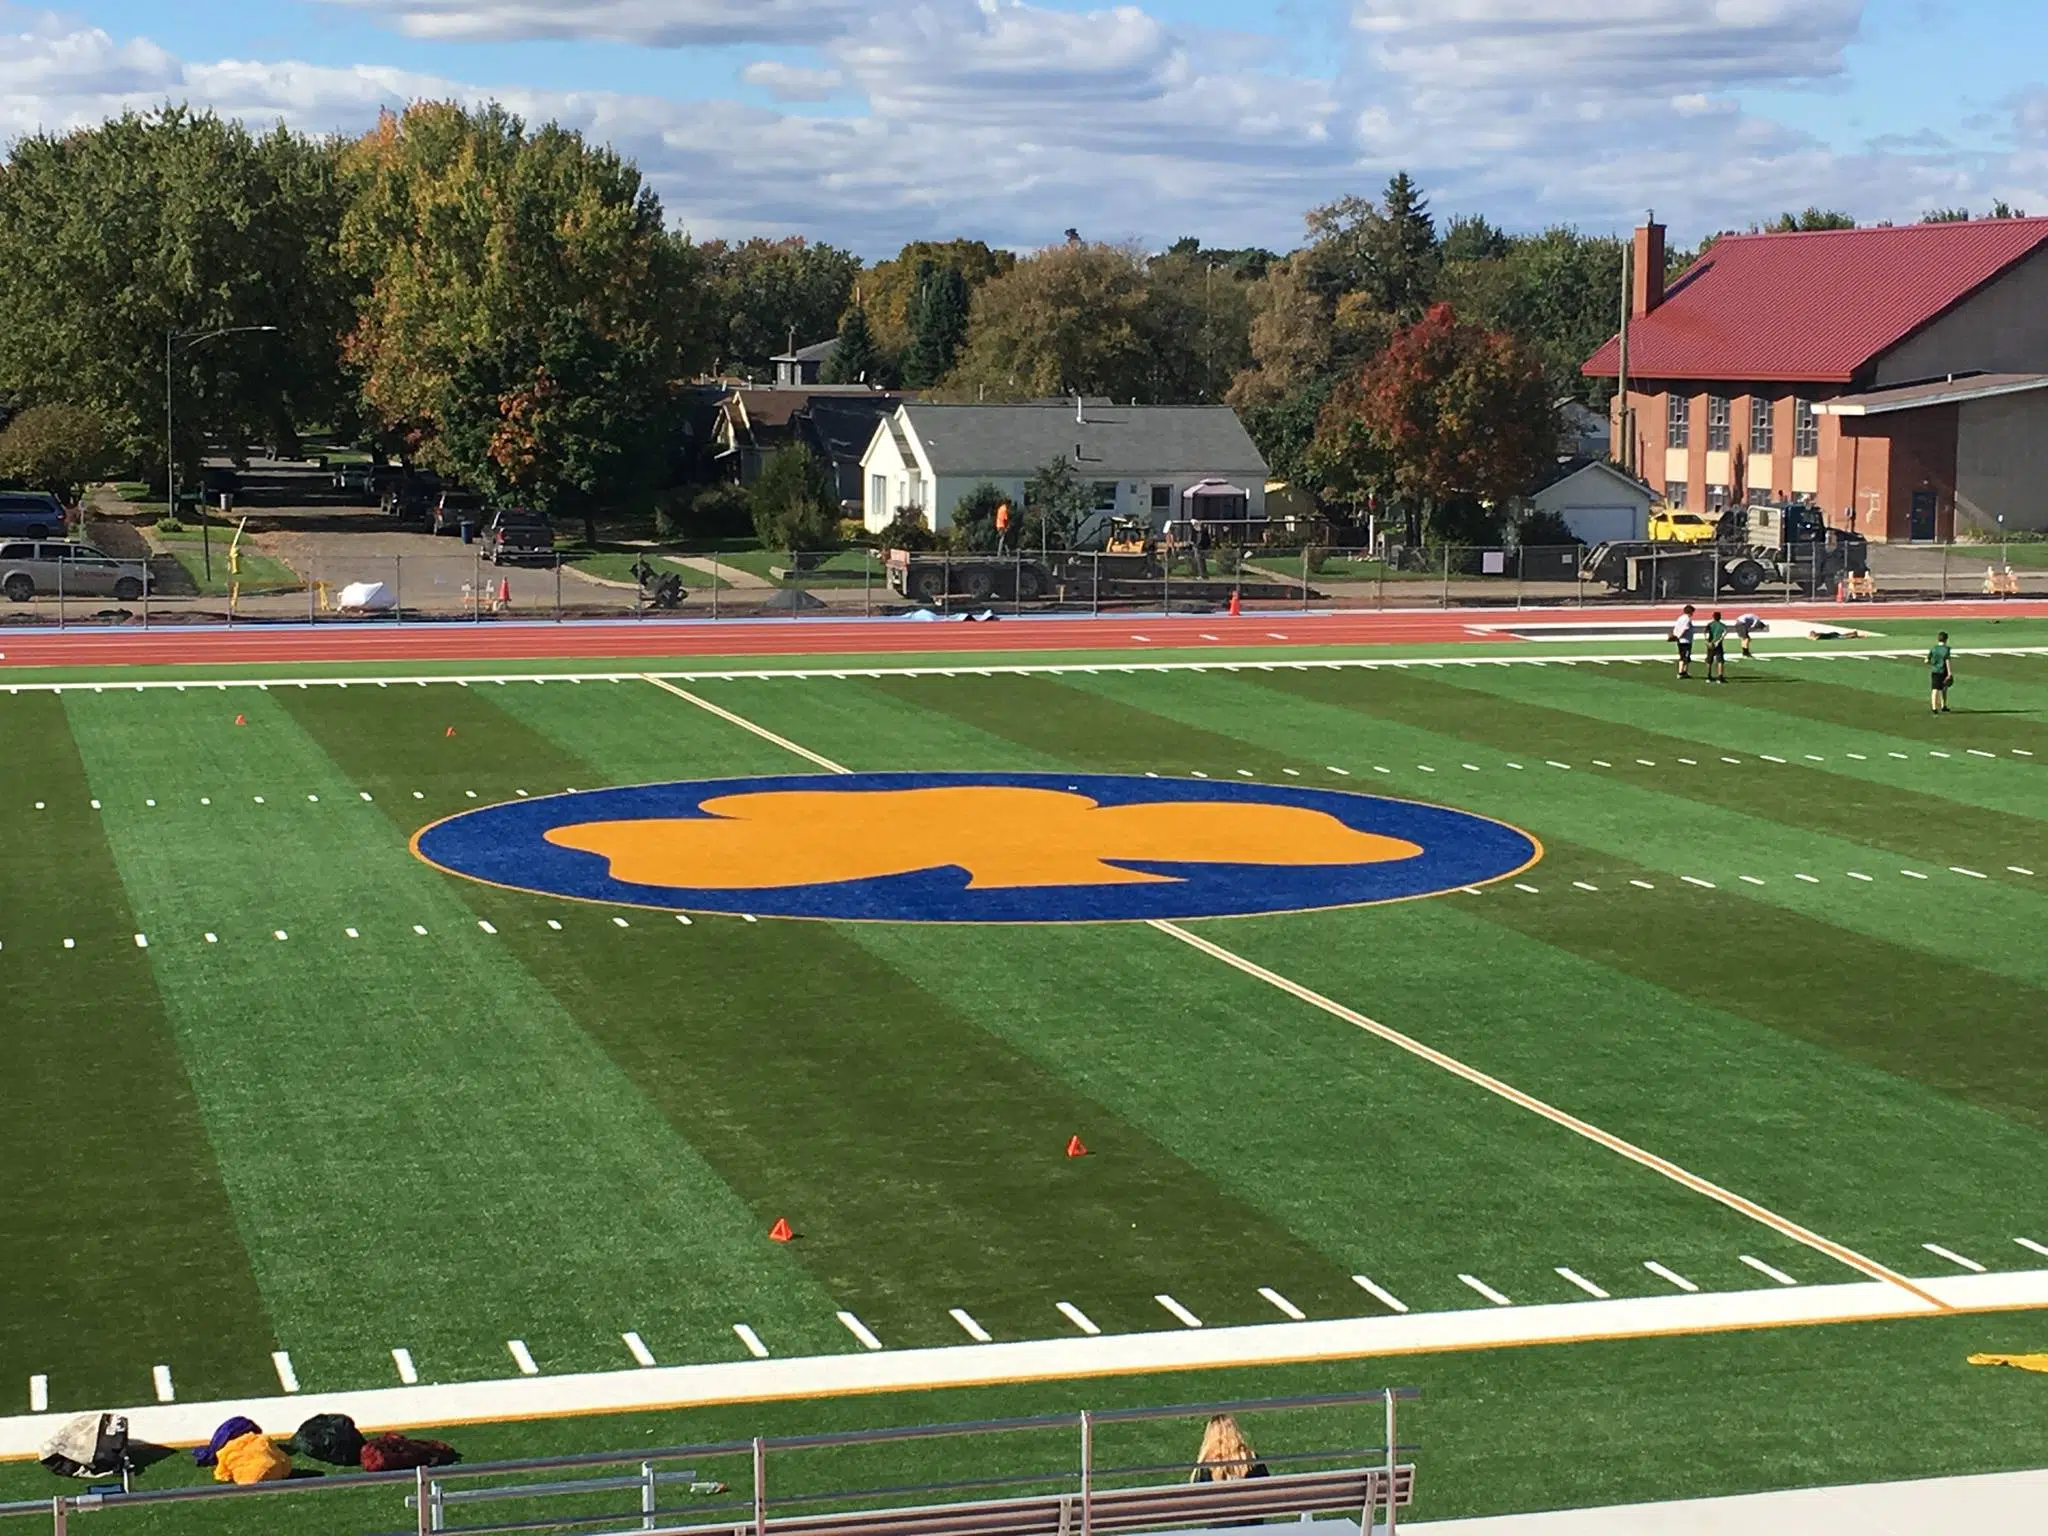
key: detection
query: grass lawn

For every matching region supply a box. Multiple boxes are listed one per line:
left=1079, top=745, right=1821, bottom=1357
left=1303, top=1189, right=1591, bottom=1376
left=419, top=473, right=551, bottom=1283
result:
left=713, top=545, right=882, bottom=586
left=151, top=525, right=301, bottom=594
left=2, top=630, right=2044, bottom=1524
left=1962, top=539, right=2048, bottom=569
left=557, top=546, right=730, bottom=590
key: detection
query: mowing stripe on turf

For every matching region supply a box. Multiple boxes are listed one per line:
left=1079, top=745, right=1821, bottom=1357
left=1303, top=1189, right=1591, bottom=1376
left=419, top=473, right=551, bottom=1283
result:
left=1145, top=920, right=1946, bottom=1309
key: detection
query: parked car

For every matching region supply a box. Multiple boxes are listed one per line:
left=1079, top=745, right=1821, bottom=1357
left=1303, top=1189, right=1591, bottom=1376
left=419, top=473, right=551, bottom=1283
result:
left=0, top=491, right=68, bottom=539
left=430, top=488, right=488, bottom=537
left=1647, top=508, right=1719, bottom=544
left=332, top=464, right=379, bottom=501
left=483, top=509, right=555, bottom=565
left=0, top=541, right=151, bottom=602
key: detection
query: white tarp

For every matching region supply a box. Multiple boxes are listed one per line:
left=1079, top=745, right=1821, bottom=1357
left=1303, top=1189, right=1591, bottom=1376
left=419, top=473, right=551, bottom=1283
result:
left=336, top=581, right=397, bottom=613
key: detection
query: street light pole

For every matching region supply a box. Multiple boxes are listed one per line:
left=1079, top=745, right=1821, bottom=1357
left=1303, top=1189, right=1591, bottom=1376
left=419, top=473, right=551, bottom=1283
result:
left=166, top=324, right=278, bottom=583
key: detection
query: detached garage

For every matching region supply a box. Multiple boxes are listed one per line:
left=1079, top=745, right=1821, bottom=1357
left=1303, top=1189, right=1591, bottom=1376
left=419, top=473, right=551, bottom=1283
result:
left=1528, top=457, right=1656, bottom=546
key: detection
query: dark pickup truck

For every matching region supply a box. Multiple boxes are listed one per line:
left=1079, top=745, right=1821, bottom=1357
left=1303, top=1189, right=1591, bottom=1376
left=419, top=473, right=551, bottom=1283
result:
left=483, top=508, right=554, bottom=565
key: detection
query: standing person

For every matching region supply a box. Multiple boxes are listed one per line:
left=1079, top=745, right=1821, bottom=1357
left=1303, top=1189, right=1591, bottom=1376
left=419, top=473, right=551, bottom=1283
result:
left=1670, top=604, right=1697, bottom=679
left=1190, top=1415, right=1268, bottom=1483
left=1705, top=610, right=1729, bottom=683
left=1929, top=631, right=1954, bottom=714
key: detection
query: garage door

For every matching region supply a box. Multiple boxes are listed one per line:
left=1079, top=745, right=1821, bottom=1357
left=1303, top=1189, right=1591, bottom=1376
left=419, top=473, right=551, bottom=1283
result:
left=1557, top=504, right=1645, bottom=545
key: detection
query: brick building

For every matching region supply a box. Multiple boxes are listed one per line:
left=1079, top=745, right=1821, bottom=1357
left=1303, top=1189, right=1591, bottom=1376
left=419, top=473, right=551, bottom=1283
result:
left=1584, top=218, right=2048, bottom=541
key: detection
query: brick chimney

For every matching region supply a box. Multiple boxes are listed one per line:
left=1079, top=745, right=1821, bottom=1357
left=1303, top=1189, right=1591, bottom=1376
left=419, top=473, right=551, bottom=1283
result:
left=1632, top=216, right=1666, bottom=318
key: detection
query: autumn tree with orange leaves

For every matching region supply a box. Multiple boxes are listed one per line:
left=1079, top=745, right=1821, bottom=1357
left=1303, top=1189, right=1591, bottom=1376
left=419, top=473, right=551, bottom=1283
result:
left=339, top=103, right=707, bottom=542
left=1311, top=302, right=1555, bottom=543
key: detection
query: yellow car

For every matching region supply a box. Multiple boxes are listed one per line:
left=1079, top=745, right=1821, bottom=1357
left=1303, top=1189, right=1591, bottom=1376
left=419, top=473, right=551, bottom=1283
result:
left=1649, top=508, right=1720, bottom=544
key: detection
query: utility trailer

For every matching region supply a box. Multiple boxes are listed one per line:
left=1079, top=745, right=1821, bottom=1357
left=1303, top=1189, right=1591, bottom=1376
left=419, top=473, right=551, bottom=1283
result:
left=884, top=547, right=1317, bottom=606
left=1582, top=503, right=1869, bottom=598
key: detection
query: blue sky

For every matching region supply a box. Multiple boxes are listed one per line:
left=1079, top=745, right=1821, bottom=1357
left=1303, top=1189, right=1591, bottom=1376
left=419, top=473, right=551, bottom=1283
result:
left=7, top=1, right=2045, bottom=253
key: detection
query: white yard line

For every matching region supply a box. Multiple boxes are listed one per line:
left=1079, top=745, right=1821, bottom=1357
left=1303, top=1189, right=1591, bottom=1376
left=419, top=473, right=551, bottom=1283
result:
left=1459, top=1274, right=1513, bottom=1306
left=949, top=1309, right=993, bottom=1344
left=1555, top=1268, right=1609, bottom=1300
left=1644, top=1262, right=1700, bottom=1294
left=1352, top=1276, right=1409, bottom=1313
left=837, top=1312, right=884, bottom=1351
left=1155, top=1295, right=1204, bottom=1329
left=1740, top=1256, right=1800, bottom=1287
left=507, top=1341, right=540, bottom=1376
left=391, top=1348, right=418, bottom=1385
left=643, top=676, right=850, bottom=772
left=28, top=1377, right=47, bottom=1415
left=271, top=1351, right=300, bottom=1394
left=1056, top=1302, right=1102, bottom=1336
left=152, top=1365, right=175, bottom=1403
left=1923, top=1243, right=1986, bottom=1273
left=1258, top=1287, right=1307, bottom=1321
left=621, top=1332, right=657, bottom=1367
left=732, top=1325, right=770, bottom=1360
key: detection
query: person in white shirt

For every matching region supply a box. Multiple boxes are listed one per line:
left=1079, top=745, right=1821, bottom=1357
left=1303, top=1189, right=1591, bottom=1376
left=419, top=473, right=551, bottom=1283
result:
left=1670, top=604, right=1697, bottom=678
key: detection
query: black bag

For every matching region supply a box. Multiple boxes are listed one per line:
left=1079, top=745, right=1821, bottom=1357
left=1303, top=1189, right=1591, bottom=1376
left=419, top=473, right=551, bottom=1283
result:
left=40, top=1414, right=128, bottom=1479
left=287, top=1413, right=365, bottom=1467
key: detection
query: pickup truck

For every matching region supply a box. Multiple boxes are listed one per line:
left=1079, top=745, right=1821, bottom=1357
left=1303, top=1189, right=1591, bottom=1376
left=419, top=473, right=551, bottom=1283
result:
left=483, top=509, right=555, bottom=565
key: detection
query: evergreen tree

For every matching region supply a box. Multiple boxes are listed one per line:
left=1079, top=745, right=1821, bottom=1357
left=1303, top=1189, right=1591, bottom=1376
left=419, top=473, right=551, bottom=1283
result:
left=902, top=262, right=970, bottom=387
left=821, top=303, right=886, bottom=385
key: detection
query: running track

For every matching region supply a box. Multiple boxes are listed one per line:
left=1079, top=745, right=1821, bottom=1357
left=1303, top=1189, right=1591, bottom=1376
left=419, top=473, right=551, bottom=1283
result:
left=3, top=600, right=2043, bottom=668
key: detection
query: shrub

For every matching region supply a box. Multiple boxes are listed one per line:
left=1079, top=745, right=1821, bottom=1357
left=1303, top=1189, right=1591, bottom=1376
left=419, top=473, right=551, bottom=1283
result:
left=155, top=514, right=186, bottom=534
left=947, top=482, right=1010, bottom=551
left=685, top=482, right=754, bottom=539
left=1514, top=508, right=1578, bottom=548
left=0, top=403, right=112, bottom=503
left=748, top=446, right=841, bottom=554
left=878, top=509, right=940, bottom=551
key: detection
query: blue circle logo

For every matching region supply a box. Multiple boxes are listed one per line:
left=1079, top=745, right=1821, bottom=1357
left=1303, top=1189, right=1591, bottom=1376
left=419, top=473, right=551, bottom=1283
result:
left=411, top=772, right=1541, bottom=923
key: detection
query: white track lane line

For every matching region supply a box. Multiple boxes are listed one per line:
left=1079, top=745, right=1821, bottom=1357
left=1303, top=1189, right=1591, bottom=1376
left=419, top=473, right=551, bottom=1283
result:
left=1923, top=1243, right=1986, bottom=1273
left=507, top=1341, right=540, bottom=1376
left=152, top=1365, right=175, bottom=1403
left=1258, top=1287, right=1306, bottom=1320
left=1148, top=920, right=1945, bottom=1308
left=949, top=1308, right=992, bottom=1343
left=1645, top=1261, right=1699, bottom=1293
left=1155, top=1294, right=1203, bottom=1328
left=1555, top=1267, right=1609, bottom=1299
left=391, top=1349, right=418, bottom=1385
left=271, top=1351, right=300, bottom=1393
left=1741, top=1255, right=1799, bottom=1286
left=621, top=1332, right=656, bottom=1367
left=733, top=1325, right=770, bottom=1359
left=837, top=1311, right=884, bottom=1350
left=29, top=1376, right=48, bottom=1413
left=1056, top=1301, right=1102, bottom=1336
left=1352, top=1275, right=1408, bottom=1313
left=1459, top=1274, right=1512, bottom=1306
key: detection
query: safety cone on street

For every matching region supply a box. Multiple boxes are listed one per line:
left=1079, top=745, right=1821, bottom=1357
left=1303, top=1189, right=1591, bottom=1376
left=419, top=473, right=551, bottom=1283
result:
left=233, top=714, right=246, bottom=726
left=445, top=726, right=457, bottom=738
left=1066, top=1135, right=1088, bottom=1158
left=497, top=577, right=511, bottom=609
left=768, top=1217, right=794, bottom=1242
left=1228, top=588, right=1241, bottom=617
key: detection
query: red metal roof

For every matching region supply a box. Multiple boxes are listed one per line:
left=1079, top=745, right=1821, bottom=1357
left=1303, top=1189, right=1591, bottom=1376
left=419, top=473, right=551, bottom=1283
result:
left=1583, top=219, right=2048, bottom=384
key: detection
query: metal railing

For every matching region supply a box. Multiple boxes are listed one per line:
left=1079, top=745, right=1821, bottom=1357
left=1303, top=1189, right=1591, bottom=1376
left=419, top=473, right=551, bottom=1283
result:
left=2, top=1387, right=1419, bottom=1536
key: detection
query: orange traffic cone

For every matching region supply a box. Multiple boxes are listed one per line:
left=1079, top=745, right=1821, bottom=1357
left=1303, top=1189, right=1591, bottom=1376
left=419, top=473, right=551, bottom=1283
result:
left=1227, top=587, right=1241, bottom=617
left=445, top=726, right=457, bottom=738
left=768, top=1217, right=794, bottom=1242
left=233, top=714, right=246, bottom=726
left=497, top=577, right=511, bottom=608
left=1065, top=1135, right=1088, bottom=1158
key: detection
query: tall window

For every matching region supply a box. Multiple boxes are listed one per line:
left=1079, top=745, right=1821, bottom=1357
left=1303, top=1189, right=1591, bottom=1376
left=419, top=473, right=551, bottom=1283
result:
left=1706, top=484, right=1730, bottom=512
left=870, top=474, right=887, bottom=515
left=1707, top=395, right=1731, bottom=452
left=1666, top=393, right=1690, bottom=449
left=1664, top=481, right=1688, bottom=509
left=1794, top=398, right=1819, bottom=456
left=1749, top=396, right=1775, bottom=455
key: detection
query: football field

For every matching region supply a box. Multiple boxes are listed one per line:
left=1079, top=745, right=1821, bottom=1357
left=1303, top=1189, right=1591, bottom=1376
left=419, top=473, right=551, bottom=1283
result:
left=3, top=617, right=2047, bottom=1512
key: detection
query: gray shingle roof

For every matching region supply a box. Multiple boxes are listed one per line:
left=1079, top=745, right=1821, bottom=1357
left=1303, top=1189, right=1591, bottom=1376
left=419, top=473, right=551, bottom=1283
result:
left=902, top=404, right=1268, bottom=478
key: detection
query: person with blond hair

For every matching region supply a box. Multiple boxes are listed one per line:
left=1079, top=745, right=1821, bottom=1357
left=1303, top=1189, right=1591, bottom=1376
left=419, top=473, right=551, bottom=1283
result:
left=1190, top=1414, right=1268, bottom=1483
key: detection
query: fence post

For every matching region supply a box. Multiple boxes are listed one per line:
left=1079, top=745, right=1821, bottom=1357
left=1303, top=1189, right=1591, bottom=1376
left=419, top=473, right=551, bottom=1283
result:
left=865, top=550, right=874, bottom=618
left=1940, top=544, right=1948, bottom=601
left=1515, top=545, right=1525, bottom=610
left=56, top=557, right=63, bottom=630
left=1440, top=547, right=1450, bottom=609
left=1078, top=1410, right=1094, bottom=1536
left=1091, top=553, right=1099, bottom=618
left=415, top=1466, right=430, bottom=1536
left=395, top=555, right=404, bottom=625
left=642, top=1460, right=658, bottom=1531
left=1384, top=1391, right=1399, bottom=1536
left=50, top=1494, right=68, bottom=1536
left=711, top=554, right=720, bottom=621
left=1576, top=545, right=1584, bottom=607
left=309, top=556, right=318, bottom=624
left=753, top=1436, right=768, bottom=1536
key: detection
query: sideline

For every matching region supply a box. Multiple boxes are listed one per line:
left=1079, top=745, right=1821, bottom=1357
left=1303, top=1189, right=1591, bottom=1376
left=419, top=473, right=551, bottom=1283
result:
left=4, top=1271, right=2040, bottom=1459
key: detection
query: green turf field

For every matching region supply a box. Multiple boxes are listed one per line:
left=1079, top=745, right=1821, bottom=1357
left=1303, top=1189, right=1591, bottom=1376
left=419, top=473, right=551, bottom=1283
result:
left=2, top=629, right=2045, bottom=1522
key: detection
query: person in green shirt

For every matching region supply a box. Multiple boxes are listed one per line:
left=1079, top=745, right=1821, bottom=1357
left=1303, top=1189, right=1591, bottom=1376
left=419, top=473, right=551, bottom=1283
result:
left=1705, top=611, right=1729, bottom=683
left=1929, top=632, right=1953, bottom=714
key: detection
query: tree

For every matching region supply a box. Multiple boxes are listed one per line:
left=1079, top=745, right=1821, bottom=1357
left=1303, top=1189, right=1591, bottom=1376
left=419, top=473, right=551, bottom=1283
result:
left=1313, top=304, right=1555, bottom=541
left=902, top=262, right=971, bottom=388
left=1439, top=227, right=1624, bottom=404
left=697, top=237, right=862, bottom=378
left=1304, top=173, right=1440, bottom=320
left=1227, top=256, right=1333, bottom=406
left=1139, top=248, right=1254, bottom=403
left=0, top=107, right=356, bottom=480
left=1020, top=456, right=1095, bottom=550
left=863, top=240, right=1013, bottom=356
left=948, top=481, right=1010, bottom=550
left=0, top=403, right=112, bottom=502
left=1763, top=208, right=1855, bottom=231
left=339, top=102, right=704, bottom=544
left=748, top=444, right=840, bottom=553
left=821, top=304, right=886, bottom=384
left=942, top=243, right=1152, bottom=402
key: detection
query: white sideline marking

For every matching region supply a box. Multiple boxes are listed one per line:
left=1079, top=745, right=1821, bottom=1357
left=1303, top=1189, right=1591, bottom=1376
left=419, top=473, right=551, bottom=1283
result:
left=838, top=1311, right=884, bottom=1350
left=204, top=932, right=218, bottom=944
left=1720, top=756, right=1740, bottom=765
left=1056, top=1301, right=1101, bottom=1336
left=1592, top=759, right=1612, bottom=768
left=1629, top=879, right=1655, bottom=890
left=949, top=1309, right=993, bottom=1343
left=2017, top=1238, right=2048, bottom=1259
left=1326, top=766, right=1350, bottom=775
left=1635, top=759, right=1655, bottom=766
left=1741, top=1256, right=1799, bottom=1287
left=1923, top=1243, right=1986, bottom=1273
left=1804, top=754, right=1824, bottom=762
left=412, top=924, right=428, bottom=935
left=547, top=919, right=562, bottom=930
left=1681, top=876, right=1715, bottom=889
left=1259, top=1287, right=1306, bottom=1321
left=621, top=1332, right=656, bottom=1367
left=1901, top=870, right=1928, bottom=880
left=1889, top=752, right=1909, bottom=759
left=733, top=1325, right=770, bottom=1359
left=612, top=916, right=630, bottom=928
left=1847, top=872, right=1873, bottom=882
left=271, top=1351, right=300, bottom=1393
left=273, top=929, right=288, bottom=940
left=1795, top=873, right=1821, bottom=884
left=1739, top=876, right=1766, bottom=886
left=1352, top=1275, right=1409, bottom=1313
left=1572, top=881, right=1599, bottom=892
left=1645, top=1261, right=1699, bottom=1293
left=2016, top=749, right=2036, bottom=757
left=1147, top=920, right=1943, bottom=1307
left=1555, top=1267, right=1608, bottom=1299
left=1968, top=749, right=1997, bottom=758
left=644, top=676, right=850, bottom=772
left=1950, top=866, right=1988, bottom=879
left=1847, top=752, right=1867, bottom=760
left=29, top=1376, right=48, bottom=1414
left=344, top=927, right=359, bottom=939
left=1462, top=763, right=1480, bottom=772
left=133, top=934, right=147, bottom=948
left=152, top=1365, right=174, bottom=1403
left=1416, top=765, right=1436, bottom=773
left=1929, top=750, right=1951, bottom=759
left=1514, top=882, right=1540, bottom=894
left=507, top=1341, right=539, bottom=1376
left=2012, top=867, right=2037, bottom=876
left=676, top=914, right=693, bottom=926
left=1760, top=755, right=1786, bottom=764
left=391, top=1349, right=418, bottom=1385
left=1545, top=760, right=1571, bottom=770
left=1678, top=757, right=1698, bottom=765
left=477, top=920, right=497, bottom=934
left=62, top=939, right=73, bottom=950
left=1155, top=1295, right=1203, bottom=1329
left=1459, top=1274, right=1512, bottom=1307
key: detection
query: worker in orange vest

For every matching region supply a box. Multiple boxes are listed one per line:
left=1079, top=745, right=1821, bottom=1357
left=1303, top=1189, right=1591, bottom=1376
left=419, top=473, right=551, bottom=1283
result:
left=994, top=501, right=1010, bottom=553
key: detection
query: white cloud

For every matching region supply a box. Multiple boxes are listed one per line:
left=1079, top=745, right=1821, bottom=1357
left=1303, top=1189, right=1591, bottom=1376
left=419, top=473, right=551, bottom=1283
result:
left=739, top=61, right=845, bottom=103
left=323, top=0, right=870, bottom=47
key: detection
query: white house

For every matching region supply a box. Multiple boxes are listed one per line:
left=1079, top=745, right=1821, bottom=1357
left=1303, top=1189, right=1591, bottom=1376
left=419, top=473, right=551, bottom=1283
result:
left=858, top=402, right=1270, bottom=538
left=1529, top=456, right=1657, bottom=546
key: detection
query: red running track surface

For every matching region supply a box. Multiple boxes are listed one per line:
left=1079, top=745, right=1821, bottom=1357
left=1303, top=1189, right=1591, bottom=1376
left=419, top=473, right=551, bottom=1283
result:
left=2, top=602, right=2043, bottom=669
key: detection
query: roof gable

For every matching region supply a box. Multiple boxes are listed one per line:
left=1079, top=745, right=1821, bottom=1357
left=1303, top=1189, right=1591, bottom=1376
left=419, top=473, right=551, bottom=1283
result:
left=1584, top=219, right=2048, bottom=384
left=1532, top=456, right=1654, bottom=499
